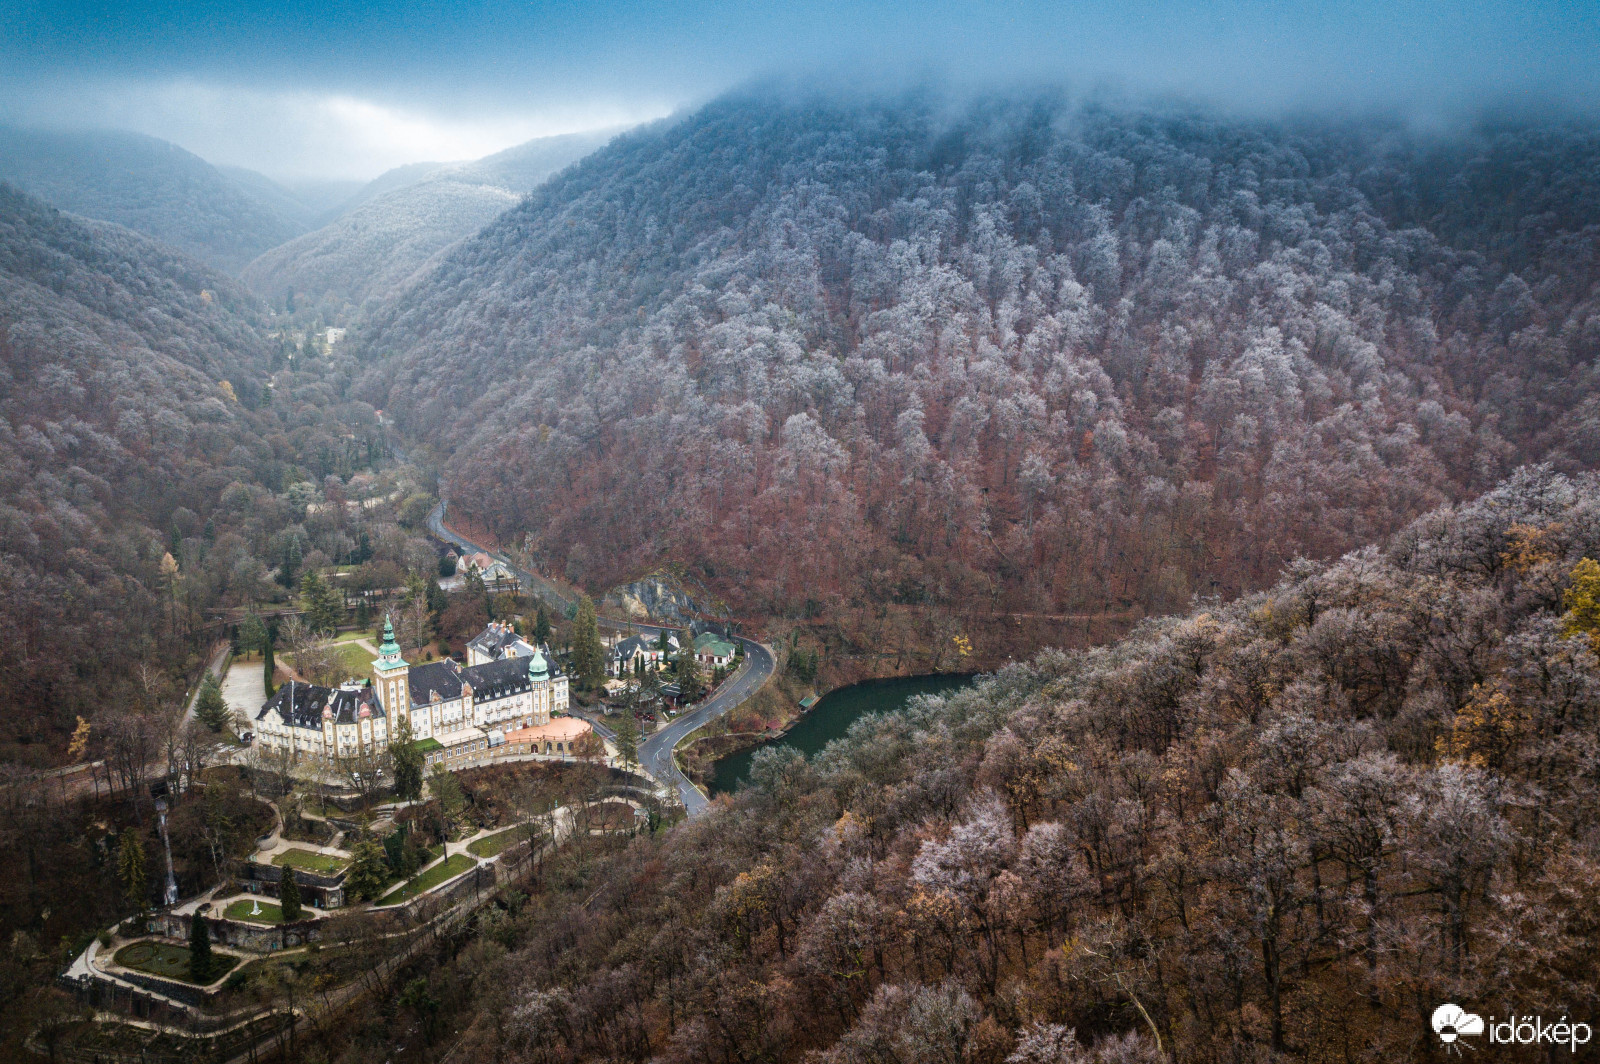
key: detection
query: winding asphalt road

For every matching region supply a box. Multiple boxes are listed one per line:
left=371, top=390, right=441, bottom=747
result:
left=426, top=499, right=776, bottom=815
left=638, top=640, right=774, bottom=814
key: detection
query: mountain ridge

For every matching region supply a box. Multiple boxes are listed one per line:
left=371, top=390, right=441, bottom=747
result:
left=358, top=91, right=1600, bottom=647
left=0, top=125, right=315, bottom=272
left=239, top=128, right=619, bottom=317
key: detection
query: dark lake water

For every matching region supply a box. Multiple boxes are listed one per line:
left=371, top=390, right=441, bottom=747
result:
left=708, top=672, right=973, bottom=794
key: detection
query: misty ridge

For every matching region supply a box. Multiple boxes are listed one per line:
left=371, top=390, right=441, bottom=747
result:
left=360, top=86, right=1600, bottom=634
left=0, top=126, right=319, bottom=272
left=5, top=65, right=1600, bottom=1064
left=241, top=129, right=620, bottom=320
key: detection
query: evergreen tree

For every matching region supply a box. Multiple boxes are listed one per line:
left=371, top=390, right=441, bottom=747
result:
left=239, top=612, right=267, bottom=657
left=464, top=564, right=487, bottom=604
left=345, top=837, right=391, bottom=901
left=533, top=603, right=551, bottom=645
left=263, top=638, right=277, bottom=697
left=117, top=829, right=146, bottom=911
left=277, top=867, right=303, bottom=922
left=399, top=977, right=442, bottom=1044
left=300, top=569, right=342, bottom=633
left=277, top=539, right=301, bottom=587
left=389, top=716, right=426, bottom=802
left=383, top=822, right=422, bottom=878
left=613, top=709, right=640, bottom=773
left=188, top=912, right=213, bottom=982
left=383, top=823, right=406, bottom=875
left=676, top=629, right=703, bottom=700
left=571, top=595, right=604, bottom=690
left=195, top=673, right=230, bottom=732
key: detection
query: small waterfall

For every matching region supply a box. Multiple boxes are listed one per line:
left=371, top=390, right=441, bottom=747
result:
left=155, top=798, right=179, bottom=906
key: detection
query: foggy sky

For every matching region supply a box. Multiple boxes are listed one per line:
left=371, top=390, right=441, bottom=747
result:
left=1, top=0, right=1596, bottom=181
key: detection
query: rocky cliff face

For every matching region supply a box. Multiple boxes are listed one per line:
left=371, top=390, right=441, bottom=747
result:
left=602, top=574, right=697, bottom=625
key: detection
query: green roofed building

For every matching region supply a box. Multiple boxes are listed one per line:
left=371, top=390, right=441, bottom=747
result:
left=693, top=631, right=737, bottom=668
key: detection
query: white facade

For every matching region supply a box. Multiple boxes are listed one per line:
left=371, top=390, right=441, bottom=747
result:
left=377, top=622, right=570, bottom=764
left=254, top=681, right=389, bottom=762
left=258, top=620, right=571, bottom=768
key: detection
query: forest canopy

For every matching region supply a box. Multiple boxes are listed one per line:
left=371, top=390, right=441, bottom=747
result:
left=361, top=92, right=1600, bottom=631
left=414, top=466, right=1600, bottom=1064
left=0, top=184, right=403, bottom=762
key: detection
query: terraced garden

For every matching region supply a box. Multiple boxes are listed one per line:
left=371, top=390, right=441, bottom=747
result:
left=466, top=826, right=529, bottom=858
left=223, top=898, right=285, bottom=923
left=114, top=941, right=239, bottom=984
left=272, top=848, right=347, bottom=873
left=375, top=854, right=476, bottom=906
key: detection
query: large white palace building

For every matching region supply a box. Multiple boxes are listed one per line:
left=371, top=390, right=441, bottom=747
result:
left=255, top=619, right=570, bottom=765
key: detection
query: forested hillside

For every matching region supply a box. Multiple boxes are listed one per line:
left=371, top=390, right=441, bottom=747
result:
left=241, top=130, right=615, bottom=319
left=303, top=467, right=1600, bottom=1063
left=0, top=184, right=403, bottom=763
left=361, top=93, right=1600, bottom=646
left=0, top=127, right=313, bottom=271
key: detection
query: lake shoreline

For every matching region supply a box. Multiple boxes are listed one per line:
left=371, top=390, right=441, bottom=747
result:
left=707, top=672, right=975, bottom=795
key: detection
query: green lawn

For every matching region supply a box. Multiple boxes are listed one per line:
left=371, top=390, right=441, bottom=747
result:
left=223, top=898, right=285, bottom=923
left=375, top=854, right=476, bottom=906
left=290, top=642, right=374, bottom=680
left=333, top=641, right=376, bottom=676
left=467, top=826, right=530, bottom=858
left=272, top=848, right=347, bottom=874
left=114, top=940, right=239, bottom=985
left=373, top=842, right=448, bottom=889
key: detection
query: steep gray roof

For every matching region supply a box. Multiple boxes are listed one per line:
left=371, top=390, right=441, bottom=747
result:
left=258, top=680, right=331, bottom=729
left=408, top=660, right=464, bottom=706
left=258, top=681, right=381, bottom=728
left=328, top=685, right=383, bottom=724
left=467, top=622, right=536, bottom=661
left=461, top=657, right=534, bottom=702
left=613, top=635, right=649, bottom=659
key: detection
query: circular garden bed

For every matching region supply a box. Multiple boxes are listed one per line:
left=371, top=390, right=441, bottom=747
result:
left=114, top=940, right=239, bottom=984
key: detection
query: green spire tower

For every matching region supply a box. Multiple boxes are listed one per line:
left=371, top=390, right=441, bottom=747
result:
left=373, top=614, right=410, bottom=725
left=377, top=615, right=405, bottom=666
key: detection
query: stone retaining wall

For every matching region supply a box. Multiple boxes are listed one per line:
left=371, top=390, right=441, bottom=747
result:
left=157, top=909, right=323, bottom=952
left=235, top=859, right=346, bottom=908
